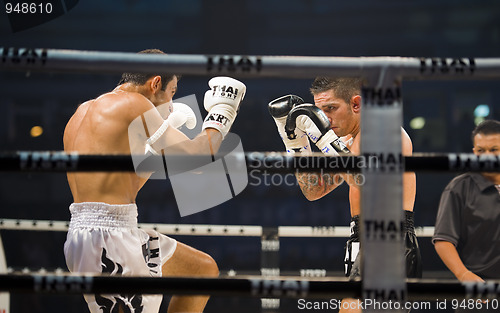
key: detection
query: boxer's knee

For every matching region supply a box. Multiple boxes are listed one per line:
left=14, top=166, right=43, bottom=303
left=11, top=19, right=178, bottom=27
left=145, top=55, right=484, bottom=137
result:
left=199, top=252, right=219, bottom=277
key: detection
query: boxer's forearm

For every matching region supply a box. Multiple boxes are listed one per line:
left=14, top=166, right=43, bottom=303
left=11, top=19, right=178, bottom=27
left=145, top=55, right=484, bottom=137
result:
left=295, top=171, right=342, bottom=201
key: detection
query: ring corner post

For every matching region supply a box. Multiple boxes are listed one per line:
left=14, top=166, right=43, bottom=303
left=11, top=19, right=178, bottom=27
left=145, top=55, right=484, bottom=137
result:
left=360, top=71, right=406, bottom=313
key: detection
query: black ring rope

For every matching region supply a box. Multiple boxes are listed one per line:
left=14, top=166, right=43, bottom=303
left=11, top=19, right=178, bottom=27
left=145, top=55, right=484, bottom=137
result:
left=0, top=274, right=499, bottom=301
left=2, top=47, right=500, bottom=80
left=0, top=151, right=498, bottom=172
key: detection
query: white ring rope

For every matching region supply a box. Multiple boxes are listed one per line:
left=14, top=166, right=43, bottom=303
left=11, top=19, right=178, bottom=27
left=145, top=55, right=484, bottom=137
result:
left=0, top=218, right=435, bottom=237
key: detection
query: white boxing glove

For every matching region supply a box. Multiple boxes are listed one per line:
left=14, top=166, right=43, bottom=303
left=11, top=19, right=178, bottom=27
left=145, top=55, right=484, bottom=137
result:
left=167, top=102, right=197, bottom=129
left=268, top=95, right=311, bottom=155
left=202, top=76, right=246, bottom=138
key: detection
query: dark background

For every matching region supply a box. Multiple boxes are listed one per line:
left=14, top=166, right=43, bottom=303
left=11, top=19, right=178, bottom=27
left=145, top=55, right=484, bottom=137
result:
left=1, top=0, right=500, bottom=312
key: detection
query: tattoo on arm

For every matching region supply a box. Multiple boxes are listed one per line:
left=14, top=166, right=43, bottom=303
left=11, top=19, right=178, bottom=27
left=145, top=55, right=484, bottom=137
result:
left=295, top=171, right=340, bottom=199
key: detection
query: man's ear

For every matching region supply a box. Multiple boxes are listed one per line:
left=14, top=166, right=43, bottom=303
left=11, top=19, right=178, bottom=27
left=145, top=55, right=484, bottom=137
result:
left=472, top=136, right=478, bottom=155
left=150, top=76, right=162, bottom=93
left=351, top=95, right=361, bottom=113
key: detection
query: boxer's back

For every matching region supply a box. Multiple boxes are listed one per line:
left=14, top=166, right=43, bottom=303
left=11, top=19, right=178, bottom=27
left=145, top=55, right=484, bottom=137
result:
left=64, top=90, right=148, bottom=204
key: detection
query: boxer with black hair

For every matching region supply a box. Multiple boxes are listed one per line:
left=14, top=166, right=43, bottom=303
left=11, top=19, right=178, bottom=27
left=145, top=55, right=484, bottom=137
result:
left=64, top=49, right=246, bottom=313
left=269, top=77, right=421, bottom=313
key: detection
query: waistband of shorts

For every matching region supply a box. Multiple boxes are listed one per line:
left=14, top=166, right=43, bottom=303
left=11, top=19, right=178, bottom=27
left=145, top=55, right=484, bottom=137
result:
left=69, top=202, right=138, bottom=229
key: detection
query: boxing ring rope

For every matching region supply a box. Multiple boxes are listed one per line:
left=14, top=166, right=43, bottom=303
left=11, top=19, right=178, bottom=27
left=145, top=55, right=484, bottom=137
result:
left=0, top=218, right=436, bottom=237
left=3, top=48, right=500, bottom=312
left=0, top=218, right=433, bottom=305
left=0, top=218, right=434, bottom=279
left=2, top=47, right=500, bottom=80
left=0, top=219, right=438, bottom=311
left=0, top=151, right=499, bottom=173
left=0, top=273, right=499, bottom=302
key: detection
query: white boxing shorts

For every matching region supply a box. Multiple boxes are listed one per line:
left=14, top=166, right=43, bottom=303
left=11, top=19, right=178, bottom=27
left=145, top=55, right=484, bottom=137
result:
left=64, top=202, right=177, bottom=313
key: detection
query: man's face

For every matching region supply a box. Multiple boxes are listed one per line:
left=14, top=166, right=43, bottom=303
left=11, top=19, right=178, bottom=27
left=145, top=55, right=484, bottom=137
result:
left=164, top=76, right=178, bottom=102
left=473, top=132, right=500, bottom=180
left=473, top=133, right=500, bottom=156
left=150, top=76, right=178, bottom=107
left=313, top=89, right=358, bottom=137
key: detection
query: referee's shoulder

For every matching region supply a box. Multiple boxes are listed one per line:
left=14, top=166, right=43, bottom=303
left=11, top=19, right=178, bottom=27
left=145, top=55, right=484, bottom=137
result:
left=446, top=172, right=476, bottom=190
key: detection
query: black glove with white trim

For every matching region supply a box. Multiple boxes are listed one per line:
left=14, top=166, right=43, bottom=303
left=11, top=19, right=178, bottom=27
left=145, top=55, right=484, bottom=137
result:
left=285, top=104, right=350, bottom=155
left=268, top=95, right=311, bottom=155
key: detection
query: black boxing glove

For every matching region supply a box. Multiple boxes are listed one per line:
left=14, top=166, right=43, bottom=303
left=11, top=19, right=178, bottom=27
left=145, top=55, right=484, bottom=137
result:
left=268, top=95, right=311, bottom=154
left=285, top=104, right=350, bottom=155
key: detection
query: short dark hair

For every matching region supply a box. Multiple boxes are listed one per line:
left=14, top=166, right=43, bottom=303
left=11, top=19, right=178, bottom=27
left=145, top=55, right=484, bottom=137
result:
left=118, top=49, right=178, bottom=91
left=471, top=119, right=500, bottom=143
left=309, top=77, right=363, bottom=103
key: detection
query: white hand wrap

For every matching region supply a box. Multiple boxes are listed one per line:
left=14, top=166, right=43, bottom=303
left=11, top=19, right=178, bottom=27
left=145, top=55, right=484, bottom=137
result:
left=202, top=76, right=246, bottom=138
left=145, top=119, right=169, bottom=155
